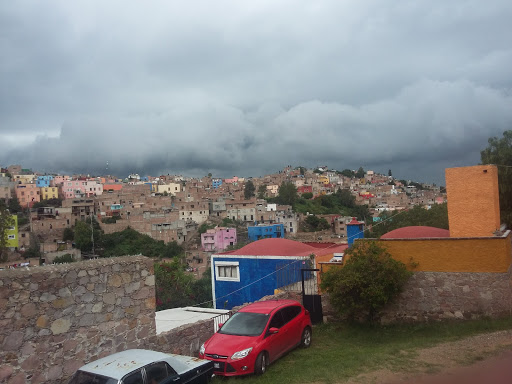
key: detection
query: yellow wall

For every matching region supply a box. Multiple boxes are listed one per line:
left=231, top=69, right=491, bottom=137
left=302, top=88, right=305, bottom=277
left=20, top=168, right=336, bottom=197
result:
left=378, top=232, right=512, bottom=273
left=41, top=187, right=59, bottom=200
left=446, top=165, right=500, bottom=237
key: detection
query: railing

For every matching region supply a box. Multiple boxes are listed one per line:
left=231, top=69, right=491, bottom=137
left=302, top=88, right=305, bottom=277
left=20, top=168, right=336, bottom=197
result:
left=212, top=311, right=232, bottom=332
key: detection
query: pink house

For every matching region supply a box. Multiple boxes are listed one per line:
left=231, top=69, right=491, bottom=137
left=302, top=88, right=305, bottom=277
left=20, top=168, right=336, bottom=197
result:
left=84, top=180, right=104, bottom=197
left=201, top=227, right=237, bottom=252
left=224, top=176, right=241, bottom=184
left=61, top=180, right=87, bottom=199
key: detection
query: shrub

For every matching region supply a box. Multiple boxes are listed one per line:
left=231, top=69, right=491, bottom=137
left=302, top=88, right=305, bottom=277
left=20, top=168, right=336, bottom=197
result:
left=321, top=240, right=412, bottom=323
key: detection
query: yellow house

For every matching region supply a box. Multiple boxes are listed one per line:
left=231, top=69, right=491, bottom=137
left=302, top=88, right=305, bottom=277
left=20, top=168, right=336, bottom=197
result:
left=41, top=187, right=59, bottom=200
left=6, top=215, right=18, bottom=249
left=318, top=175, right=330, bottom=185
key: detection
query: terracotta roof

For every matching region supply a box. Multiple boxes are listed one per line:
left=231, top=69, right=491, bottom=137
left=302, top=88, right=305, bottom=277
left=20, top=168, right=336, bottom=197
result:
left=381, top=226, right=450, bottom=239
left=216, top=238, right=347, bottom=257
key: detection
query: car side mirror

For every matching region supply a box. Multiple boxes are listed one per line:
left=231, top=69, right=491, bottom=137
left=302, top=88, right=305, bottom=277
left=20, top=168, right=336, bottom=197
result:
left=217, top=323, right=223, bottom=330
left=269, top=327, right=279, bottom=334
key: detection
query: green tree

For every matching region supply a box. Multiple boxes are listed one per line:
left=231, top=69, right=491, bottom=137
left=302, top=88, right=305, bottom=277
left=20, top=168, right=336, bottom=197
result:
left=155, top=258, right=195, bottom=309
left=276, top=182, right=298, bottom=206
left=301, top=215, right=330, bottom=232
left=481, top=130, right=512, bottom=227
left=198, top=222, right=216, bottom=234
left=0, top=203, right=15, bottom=262
left=388, top=169, right=392, bottom=177
left=63, top=227, right=74, bottom=241
left=321, top=240, right=412, bottom=323
left=257, top=184, right=267, bottom=199
left=302, top=192, right=313, bottom=200
left=340, top=169, right=354, bottom=178
left=74, top=220, right=93, bottom=252
left=7, top=196, right=22, bottom=214
left=355, top=167, right=365, bottom=178
left=73, top=217, right=102, bottom=252
left=244, top=180, right=256, bottom=199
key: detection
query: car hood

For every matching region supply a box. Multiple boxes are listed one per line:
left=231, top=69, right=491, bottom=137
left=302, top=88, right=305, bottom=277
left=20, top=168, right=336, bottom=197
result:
left=205, top=333, right=258, bottom=357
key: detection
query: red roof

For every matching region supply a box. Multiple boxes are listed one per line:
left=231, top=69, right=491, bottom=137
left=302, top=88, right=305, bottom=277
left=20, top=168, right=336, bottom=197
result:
left=381, top=226, right=450, bottom=239
left=216, top=238, right=348, bottom=257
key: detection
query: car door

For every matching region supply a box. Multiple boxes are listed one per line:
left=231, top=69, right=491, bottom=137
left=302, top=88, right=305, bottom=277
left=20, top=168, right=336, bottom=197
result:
left=280, top=305, right=303, bottom=351
left=265, top=309, right=287, bottom=361
left=122, top=369, right=144, bottom=384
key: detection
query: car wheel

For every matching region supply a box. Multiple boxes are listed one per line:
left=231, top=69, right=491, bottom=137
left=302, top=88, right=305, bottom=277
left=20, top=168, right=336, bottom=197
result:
left=301, top=326, right=312, bottom=348
left=254, top=352, right=267, bottom=375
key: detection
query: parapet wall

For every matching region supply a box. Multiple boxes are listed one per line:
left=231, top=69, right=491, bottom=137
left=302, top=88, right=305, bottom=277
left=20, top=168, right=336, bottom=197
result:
left=0, top=256, right=156, bottom=384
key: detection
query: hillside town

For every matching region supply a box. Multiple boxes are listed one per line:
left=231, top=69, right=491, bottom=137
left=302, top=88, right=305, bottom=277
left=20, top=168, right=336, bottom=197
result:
left=0, top=163, right=446, bottom=270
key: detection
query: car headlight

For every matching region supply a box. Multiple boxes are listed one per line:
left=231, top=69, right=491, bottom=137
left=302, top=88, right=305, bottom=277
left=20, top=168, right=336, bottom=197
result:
left=231, top=347, right=252, bottom=360
left=199, top=343, right=205, bottom=355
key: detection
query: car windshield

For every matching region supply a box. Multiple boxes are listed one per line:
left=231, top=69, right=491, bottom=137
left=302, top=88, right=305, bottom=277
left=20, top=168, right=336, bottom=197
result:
left=68, top=370, right=118, bottom=384
left=219, top=312, right=269, bottom=336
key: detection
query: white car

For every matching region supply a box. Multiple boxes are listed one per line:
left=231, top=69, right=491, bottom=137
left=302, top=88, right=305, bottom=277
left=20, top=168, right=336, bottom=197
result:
left=68, top=349, right=213, bottom=384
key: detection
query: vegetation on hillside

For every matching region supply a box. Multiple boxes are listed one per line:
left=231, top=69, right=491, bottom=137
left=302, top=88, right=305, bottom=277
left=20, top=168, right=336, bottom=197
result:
left=294, top=188, right=371, bottom=220
left=0, top=201, right=15, bottom=262
left=366, top=203, right=448, bottom=238
left=155, top=259, right=212, bottom=310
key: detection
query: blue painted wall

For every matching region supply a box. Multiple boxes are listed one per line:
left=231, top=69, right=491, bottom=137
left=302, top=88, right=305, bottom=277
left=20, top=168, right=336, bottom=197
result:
left=347, top=222, right=364, bottom=245
left=212, top=256, right=310, bottom=309
left=247, top=224, right=284, bottom=241
left=36, top=176, right=53, bottom=188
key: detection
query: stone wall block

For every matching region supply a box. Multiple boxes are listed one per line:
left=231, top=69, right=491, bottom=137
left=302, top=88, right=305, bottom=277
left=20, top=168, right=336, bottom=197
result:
left=77, top=270, right=87, bottom=277
left=51, top=318, right=71, bottom=335
left=108, top=274, right=122, bottom=287
left=65, top=270, right=78, bottom=284
left=2, top=331, right=24, bottom=351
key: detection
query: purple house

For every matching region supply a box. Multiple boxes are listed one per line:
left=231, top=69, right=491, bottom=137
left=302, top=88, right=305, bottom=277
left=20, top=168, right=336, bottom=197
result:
left=201, top=227, right=237, bottom=252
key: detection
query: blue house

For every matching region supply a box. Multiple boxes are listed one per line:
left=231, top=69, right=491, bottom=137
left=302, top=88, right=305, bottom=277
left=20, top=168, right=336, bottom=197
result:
left=247, top=223, right=284, bottom=241
left=212, top=179, right=223, bottom=189
left=36, top=175, right=53, bottom=188
left=347, top=218, right=364, bottom=245
left=211, top=238, right=316, bottom=309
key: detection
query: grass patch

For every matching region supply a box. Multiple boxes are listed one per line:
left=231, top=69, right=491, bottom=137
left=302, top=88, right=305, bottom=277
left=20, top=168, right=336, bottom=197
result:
left=212, top=317, right=512, bottom=384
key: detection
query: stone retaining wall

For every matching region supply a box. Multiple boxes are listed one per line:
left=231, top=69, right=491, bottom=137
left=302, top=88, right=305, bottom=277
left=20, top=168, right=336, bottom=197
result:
left=322, top=271, right=512, bottom=323
left=0, top=256, right=156, bottom=384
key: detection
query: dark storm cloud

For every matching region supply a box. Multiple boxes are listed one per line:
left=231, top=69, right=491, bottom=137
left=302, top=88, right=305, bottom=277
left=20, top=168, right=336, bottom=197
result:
left=1, top=1, right=512, bottom=185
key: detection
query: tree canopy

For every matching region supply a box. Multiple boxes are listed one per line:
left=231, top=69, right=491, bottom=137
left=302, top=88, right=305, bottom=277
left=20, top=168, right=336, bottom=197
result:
left=244, top=180, right=256, bottom=199
left=366, top=203, right=448, bottom=238
left=321, top=240, right=412, bottom=323
left=481, top=130, right=512, bottom=228
left=155, top=259, right=212, bottom=310
left=276, top=182, right=299, bottom=206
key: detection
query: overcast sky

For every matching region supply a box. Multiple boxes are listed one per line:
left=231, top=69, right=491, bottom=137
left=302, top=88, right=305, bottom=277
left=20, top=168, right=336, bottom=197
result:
left=1, top=1, right=511, bottom=185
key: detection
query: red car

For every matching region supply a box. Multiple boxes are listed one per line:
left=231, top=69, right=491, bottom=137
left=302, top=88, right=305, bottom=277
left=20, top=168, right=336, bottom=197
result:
left=198, top=299, right=312, bottom=376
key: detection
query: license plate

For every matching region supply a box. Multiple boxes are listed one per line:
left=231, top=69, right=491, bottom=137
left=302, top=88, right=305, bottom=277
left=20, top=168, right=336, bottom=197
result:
left=214, top=363, right=220, bottom=369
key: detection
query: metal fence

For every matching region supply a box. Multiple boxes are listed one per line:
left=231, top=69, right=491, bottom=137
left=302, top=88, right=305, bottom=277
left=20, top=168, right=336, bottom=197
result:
left=212, top=311, right=232, bottom=332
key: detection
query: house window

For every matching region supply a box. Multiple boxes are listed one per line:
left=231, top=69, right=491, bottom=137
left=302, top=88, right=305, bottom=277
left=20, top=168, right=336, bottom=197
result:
left=215, top=261, right=240, bottom=282
left=8, top=235, right=15, bottom=240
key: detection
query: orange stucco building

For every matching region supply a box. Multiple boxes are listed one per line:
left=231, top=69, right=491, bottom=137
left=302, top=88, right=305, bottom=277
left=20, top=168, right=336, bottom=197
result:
left=446, top=165, right=501, bottom=238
